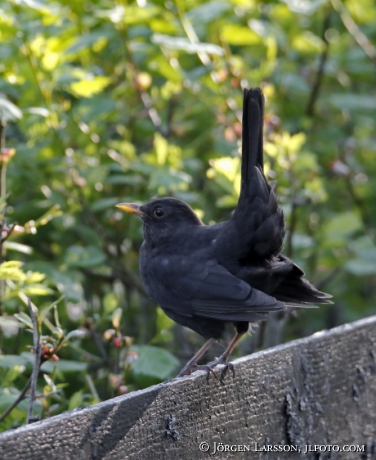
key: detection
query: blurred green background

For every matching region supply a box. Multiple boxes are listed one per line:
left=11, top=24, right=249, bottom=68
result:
left=0, top=0, right=375, bottom=430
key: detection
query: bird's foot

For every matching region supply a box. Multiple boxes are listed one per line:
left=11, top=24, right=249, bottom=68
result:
left=177, top=363, right=216, bottom=379
left=206, top=355, right=235, bottom=383
left=177, top=359, right=234, bottom=383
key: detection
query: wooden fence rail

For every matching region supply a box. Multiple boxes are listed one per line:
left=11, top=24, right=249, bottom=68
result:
left=0, top=315, right=376, bottom=459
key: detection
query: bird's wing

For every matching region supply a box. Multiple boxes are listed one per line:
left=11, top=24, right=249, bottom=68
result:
left=171, top=258, right=285, bottom=322
left=216, top=88, right=285, bottom=262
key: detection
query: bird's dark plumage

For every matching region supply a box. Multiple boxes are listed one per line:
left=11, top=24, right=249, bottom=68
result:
left=117, top=88, right=332, bottom=378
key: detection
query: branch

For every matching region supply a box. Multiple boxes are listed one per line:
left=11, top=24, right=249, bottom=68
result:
left=1, top=222, right=17, bottom=244
left=0, top=376, right=31, bottom=424
left=346, top=177, right=376, bottom=244
left=285, top=195, right=298, bottom=259
left=139, top=91, right=163, bottom=132
left=175, top=0, right=211, bottom=66
left=86, top=324, right=109, bottom=362
left=27, top=298, right=41, bottom=423
left=331, top=0, right=376, bottom=63
left=315, top=266, right=341, bottom=291
left=306, top=11, right=331, bottom=117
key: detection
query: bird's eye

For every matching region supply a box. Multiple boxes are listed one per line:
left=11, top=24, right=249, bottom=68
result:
left=154, top=208, right=165, bottom=218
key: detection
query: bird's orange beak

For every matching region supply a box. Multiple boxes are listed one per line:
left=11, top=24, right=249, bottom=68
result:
left=116, top=203, right=145, bottom=217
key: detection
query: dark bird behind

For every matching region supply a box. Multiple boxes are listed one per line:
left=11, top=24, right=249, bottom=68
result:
left=117, top=88, right=332, bottom=379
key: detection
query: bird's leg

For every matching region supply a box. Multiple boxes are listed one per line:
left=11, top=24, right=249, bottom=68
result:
left=206, top=332, right=245, bottom=382
left=177, top=338, right=216, bottom=377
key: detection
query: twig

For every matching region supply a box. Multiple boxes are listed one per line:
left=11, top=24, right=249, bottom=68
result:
left=346, top=177, right=375, bottom=244
left=331, top=0, right=376, bottom=63
left=175, top=0, right=211, bottom=66
left=1, top=222, right=17, bottom=244
left=285, top=195, right=298, bottom=259
left=86, top=325, right=109, bottom=361
left=140, top=91, right=162, bottom=130
left=306, top=11, right=331, bottom=117
left=27, top=298, right=41, bottom=423
left=69, top=342, right=102, bottom=362
left=166, top=97, right=177, bottom=139
left=85, top=374, right=100, bottom=402
left=0, top=120, right=6, bottom=316
left=315, top=266, right=341, bottom=290
left=0, top=120, right=5, bottom=151
left=121, top=36, right=166, bottom=136
left=0, top=376, right=32, bottom=423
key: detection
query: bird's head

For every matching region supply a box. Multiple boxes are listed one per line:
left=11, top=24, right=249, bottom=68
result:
left=116, top=197, right=202, bottom=245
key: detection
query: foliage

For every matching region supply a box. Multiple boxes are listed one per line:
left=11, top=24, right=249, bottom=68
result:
left=0, top=0, right=375, bottom=431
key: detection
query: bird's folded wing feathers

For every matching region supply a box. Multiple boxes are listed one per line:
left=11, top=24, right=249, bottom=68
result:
left=173, top=260, right=285, bottom=322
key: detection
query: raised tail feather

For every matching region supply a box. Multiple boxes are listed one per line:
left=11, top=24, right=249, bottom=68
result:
left=218, top=87, right=285, bottom=261
left=241, top=88, right=264, bottom=187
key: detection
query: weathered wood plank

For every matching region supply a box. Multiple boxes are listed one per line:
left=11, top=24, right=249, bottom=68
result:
left=1, top=316, right=376, bottom=459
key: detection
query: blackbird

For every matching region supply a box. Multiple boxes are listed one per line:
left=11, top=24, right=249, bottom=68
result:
left=117, top=88, right=332, bottom=379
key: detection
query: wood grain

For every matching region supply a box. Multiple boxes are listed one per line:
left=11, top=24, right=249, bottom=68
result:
left=1, top=315, right=376, bottom=459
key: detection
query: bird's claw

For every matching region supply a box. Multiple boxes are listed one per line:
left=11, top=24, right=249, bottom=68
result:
left=219, top=362, right=235, bottom=383
left=177, top=363, right=217, bottom=379
left=205, top=356, right=235, bottom=383
left=177, top=355, right=235, bottom=383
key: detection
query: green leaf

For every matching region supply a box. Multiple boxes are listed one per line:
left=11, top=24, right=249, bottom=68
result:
left=17, top=0, right=60, bottom=18
left=0, top=392, right=29, bottom=414
left=0, top=315, right=20, bottom=333
left=279, top=73, right=310, bottom=94
left=24, top=107, right=50, bottom=117
left=111, top=307, right=122, bottom=329
left=154, top=132, right=168, bottom=166
left=0, top=261, right=25, bottom=280
left=63, top=330, right=86, bottom=342
left=40, top=296, right=65, bottom=323
left=96, top=5, right=159, bottom=25
left=105, top=175, right=143, bottom=186
left=41, top=359, right=88, bottom=373
left=4, top=242, right=33, bottom=254
left=70, top=76, right=111, bottom=98
left=103, top=292, right=118, bottom=314
left=26, top=272, right=46, bottom=283
left=68, top=390, right=84, bottom=411
left=281, top=0, right=327, bottom=14
left=0, top=97, right=22, bottom=121
left=90, top=197, right=120, bottom=212
left=185, top=1, right=231, bottom=23
left=345, top=259, right=376, bottom=276
left=66, top=32, right=110, bottom=55
left=345, top=237, right=376, bottom=275
left=43, top=373, right=57, bottom=393
left=149, top=168, right=192, bottom=193
left=329, top=94, right=376, bottom=112
left=65, top=245, right=106, bottom=268
left=16, top=285, right=53, bottom=296
left=152, top=34, right=224, bottom=55
left=292, top=31, right=324, bottom=53
left=324, top=212, right=363, bottom=241
left=216, top=195, right=238, bottom=208
left=34, top=204, right=62, bottom=227
left=0, top=354, right=30, bottom=369
left=52, top=271, right=84, bottom=302
left=131, top=345, right=179, bottom=385
left=14, top=312, right=33, bottom=329
left=292, top=233, right=314, bottom=249
left=221, top=24, right=262, bottom=45
left=150, top=307, right=174, bottom=344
